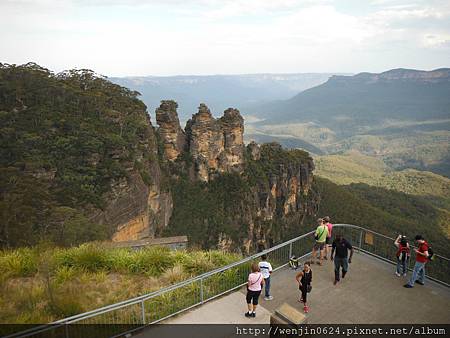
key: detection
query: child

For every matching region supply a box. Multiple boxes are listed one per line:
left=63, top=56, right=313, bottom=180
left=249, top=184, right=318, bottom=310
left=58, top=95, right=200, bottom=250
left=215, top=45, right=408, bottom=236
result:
left=295, top=262, right=312, bottom=313
left=259, top=254, right=273, bottom=300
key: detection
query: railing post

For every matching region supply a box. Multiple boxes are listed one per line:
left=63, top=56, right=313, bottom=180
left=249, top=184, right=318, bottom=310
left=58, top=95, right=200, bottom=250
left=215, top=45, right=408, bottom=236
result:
left=200, top=277, right=204, bottom=304
left=358, top=229, right=363, bottom=252
left=141, top=300, right=146, bottom=324
left=65, top=323, right=69, bottom=338
left=289, top=242, right=293, bottom=259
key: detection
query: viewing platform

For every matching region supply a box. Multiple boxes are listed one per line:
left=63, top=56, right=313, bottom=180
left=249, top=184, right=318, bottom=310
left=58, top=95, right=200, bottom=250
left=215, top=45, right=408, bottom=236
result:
left=9, top=225, right=450, bottom=338
left=155, top=251, right=450, bottom=325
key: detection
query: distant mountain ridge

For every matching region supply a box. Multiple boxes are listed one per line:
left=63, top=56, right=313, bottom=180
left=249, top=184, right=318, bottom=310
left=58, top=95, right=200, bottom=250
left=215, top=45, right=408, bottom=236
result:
left=331, top=68, right=450, bottom=84
left=110, top=73, right=347, bottom=122
left=250, top=68, right=450, bottom=125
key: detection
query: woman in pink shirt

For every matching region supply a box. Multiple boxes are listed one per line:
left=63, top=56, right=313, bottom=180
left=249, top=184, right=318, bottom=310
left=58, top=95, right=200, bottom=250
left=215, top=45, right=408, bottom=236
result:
left=324, top=216, right=333, bottom=259
left=245, top=262, right=264, bottom=318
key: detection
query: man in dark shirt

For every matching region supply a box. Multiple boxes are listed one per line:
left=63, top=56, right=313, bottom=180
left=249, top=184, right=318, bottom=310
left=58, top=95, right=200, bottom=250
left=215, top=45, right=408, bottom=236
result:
left=331, top=234, right=354, bottom=285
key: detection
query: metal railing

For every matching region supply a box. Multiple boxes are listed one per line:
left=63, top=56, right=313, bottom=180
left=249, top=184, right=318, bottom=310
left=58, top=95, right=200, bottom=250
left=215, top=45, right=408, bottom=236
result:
left=7, top=224, right=450, bottom=338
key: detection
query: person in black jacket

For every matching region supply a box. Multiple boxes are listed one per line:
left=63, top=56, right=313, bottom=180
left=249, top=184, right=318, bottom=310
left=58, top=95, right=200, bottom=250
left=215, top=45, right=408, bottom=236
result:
left=331, top=234, right=353, bottom=285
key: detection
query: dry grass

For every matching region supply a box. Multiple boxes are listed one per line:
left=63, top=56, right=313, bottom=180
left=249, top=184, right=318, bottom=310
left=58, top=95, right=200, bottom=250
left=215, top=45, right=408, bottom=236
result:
left=0, top=246, right=242, bottom=324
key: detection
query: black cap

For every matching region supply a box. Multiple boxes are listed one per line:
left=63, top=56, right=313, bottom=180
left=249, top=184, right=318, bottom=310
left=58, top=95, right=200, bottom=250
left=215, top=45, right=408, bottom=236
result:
left=415, top=235, right=424, bottom=240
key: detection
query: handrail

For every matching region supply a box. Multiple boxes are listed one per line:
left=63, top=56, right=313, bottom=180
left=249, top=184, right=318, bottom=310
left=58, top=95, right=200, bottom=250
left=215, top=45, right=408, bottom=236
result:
left=333, top=223, right=450, bottom=261
left=50, top=229, right=316, bottom=324
left=6, top=224, right=450, bottom=338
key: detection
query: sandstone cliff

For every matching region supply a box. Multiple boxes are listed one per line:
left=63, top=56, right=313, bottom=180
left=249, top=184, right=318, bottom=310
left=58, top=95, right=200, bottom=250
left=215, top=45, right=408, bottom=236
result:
left=88, top=113, right=173, bottom=242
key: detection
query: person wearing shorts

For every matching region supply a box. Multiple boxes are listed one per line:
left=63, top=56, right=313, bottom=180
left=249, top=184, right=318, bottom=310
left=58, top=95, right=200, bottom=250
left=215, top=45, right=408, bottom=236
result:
left=311, top=218, right=328, bottom=265
left=245, top=262, right=264, bottom=317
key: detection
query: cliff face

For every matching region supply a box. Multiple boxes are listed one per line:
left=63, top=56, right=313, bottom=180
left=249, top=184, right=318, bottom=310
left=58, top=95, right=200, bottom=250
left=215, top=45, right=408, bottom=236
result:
left=88, top=112, right=173, bottom=242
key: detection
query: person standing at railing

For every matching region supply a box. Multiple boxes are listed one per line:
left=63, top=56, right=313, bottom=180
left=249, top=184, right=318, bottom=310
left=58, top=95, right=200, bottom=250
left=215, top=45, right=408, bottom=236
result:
left=259, top=254, right=273, bottom=300
left=296, top=261, right=312, bottom=313
left=331, top=233, right=353, bottom=285
left=394, top=235, right=410, bottom=277
left=324, top=216, right=333, bottom=259
left=312, top=218, right=328, bottom=265
left=245, top=262, right=264, bottom=318
left=404, top=235, right=429, bottom=288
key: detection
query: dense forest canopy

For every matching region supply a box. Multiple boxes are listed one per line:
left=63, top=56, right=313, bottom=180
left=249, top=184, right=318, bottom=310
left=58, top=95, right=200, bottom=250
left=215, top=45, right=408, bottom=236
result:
left=0, top=63, right=151, bottom=247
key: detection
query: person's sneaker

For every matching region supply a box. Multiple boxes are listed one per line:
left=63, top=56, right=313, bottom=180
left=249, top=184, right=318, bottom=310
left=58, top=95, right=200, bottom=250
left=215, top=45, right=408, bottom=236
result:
left=402, top=273, right=407, bottom=277
left=251, top=312, right=256, bottom=318
left=267, top=295, right=273, bottom=300
left=403, top=284, right=413, bottom=288
left=303, top=305, right=309, bottom=313
left=415, top=280, right=424, bottom=285
left=245, top=312, right=251, bottom=317
left=395, top=272, right=401, bottom=277
left=264, top=296, right=270, bottom=300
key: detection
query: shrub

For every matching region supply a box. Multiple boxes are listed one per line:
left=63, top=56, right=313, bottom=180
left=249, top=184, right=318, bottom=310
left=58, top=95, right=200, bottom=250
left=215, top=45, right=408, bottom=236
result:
left=53, top=244, right=109, bottom=272
left=106, top=248, right=134, bottom=273
left=128, top=246, right=175, bottom=276
left=0, top=248, right=38, bottom=278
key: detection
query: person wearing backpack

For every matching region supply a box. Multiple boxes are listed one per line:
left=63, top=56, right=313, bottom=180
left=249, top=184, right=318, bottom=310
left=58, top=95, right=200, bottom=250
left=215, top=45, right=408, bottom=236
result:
left=404, top=235, right=429, bottom=288
left=394, top=235, right=410, bottom=277
left=311, top=218, right=328, bottom=266
left=245, top=262, right=264, bottom=317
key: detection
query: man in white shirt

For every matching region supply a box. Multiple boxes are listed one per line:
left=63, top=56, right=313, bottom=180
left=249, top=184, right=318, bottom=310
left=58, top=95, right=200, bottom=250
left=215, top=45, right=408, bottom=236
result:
left=259, top=254, right=273, bottom=300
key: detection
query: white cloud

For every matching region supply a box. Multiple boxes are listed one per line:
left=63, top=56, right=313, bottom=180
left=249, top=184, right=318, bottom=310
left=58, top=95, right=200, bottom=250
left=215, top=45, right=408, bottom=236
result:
left=1, top=0, right=449, bottom=75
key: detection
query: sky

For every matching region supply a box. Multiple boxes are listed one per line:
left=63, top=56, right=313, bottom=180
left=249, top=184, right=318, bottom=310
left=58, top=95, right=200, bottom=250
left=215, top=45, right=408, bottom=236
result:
left=1, top=0, right=449, bottom=76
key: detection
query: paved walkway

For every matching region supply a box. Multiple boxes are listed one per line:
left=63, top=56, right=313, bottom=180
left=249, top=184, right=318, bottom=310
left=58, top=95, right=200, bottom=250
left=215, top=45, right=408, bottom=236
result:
left=161, top=252, right=450, bottom=324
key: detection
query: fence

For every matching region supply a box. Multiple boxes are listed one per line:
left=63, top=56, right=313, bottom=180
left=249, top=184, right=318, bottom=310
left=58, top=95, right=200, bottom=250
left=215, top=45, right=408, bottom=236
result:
left=6, top=224, right=449, bottom=338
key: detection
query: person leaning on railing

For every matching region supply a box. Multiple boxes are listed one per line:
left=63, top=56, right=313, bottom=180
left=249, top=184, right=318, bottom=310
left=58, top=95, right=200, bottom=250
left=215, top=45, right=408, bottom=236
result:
left=404, top=235, right=429, bottom=288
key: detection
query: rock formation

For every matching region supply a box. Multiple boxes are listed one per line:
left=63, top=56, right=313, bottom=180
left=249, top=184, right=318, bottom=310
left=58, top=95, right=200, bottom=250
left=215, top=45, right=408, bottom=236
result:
left=155, top=100, right=185, bottom=161
left=157, top=102, right=245, bottom=182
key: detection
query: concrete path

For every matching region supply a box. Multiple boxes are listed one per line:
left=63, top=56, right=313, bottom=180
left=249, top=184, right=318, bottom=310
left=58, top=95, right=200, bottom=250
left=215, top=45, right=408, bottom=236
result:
left=158, top=252, right=450, bottom=324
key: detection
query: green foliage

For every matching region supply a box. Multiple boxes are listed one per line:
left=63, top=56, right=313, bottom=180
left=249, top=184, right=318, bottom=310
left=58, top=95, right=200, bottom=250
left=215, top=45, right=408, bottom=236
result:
left=128, top=246, right=175, bottom=276
left=53, top=243, right=110, bottom=272
left=0, top=247, right=38, bottom=278
left=0, top=63, right=155, bottom=248
left=163, top=173, right=253, bottom=248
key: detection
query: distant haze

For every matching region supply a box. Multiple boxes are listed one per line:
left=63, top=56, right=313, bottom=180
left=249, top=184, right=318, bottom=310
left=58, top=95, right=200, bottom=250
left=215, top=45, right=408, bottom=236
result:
left=1, top=0, right=449, bottom=76
left=111, top=73, right=347, bottom=121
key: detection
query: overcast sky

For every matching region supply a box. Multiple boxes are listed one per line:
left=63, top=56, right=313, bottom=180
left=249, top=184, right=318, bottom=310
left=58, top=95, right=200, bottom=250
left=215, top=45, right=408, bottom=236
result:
left=1, top=0, right=449, bottom=76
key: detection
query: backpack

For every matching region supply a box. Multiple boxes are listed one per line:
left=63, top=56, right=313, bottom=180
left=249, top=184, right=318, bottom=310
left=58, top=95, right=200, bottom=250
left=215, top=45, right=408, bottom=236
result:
left=396, top=243, right=410, bottom=262
left=427, top=246, right=435, bottom=261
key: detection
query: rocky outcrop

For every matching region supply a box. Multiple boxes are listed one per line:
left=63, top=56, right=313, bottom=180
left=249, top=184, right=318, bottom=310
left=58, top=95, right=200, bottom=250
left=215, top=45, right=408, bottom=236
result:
left=155, top=100, right=185, bottom=161
left=157, top=102, right=245, bottom=182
